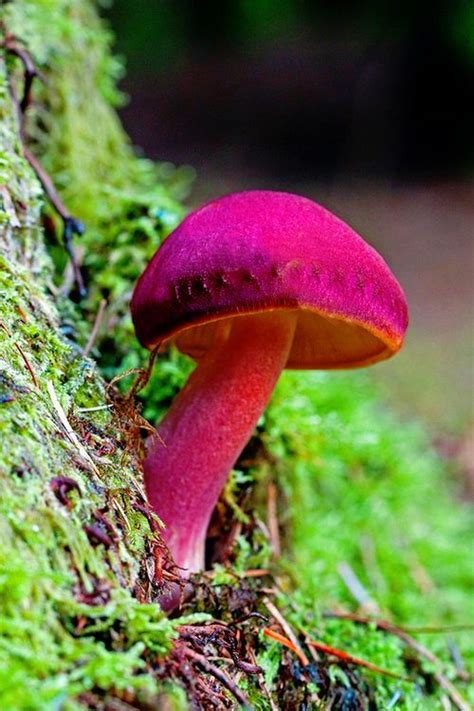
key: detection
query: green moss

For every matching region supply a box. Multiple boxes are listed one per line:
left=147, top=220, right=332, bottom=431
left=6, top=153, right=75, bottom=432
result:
left=1, top=2, right=190, bottom=707
left=264, top=371, right=474, bottom=706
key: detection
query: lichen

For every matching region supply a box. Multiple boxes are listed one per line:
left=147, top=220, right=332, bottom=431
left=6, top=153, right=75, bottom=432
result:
left=1, top=1, right=473, bottom=709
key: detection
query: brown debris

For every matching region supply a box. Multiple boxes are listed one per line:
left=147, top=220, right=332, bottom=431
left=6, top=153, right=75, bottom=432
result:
left=50, top=475, right=81, bottom=509
left=156, top=620, right=264, bottom=709
left=84, top=523, right=114, bottom=548
left=75, top=577, right=112, bottom=606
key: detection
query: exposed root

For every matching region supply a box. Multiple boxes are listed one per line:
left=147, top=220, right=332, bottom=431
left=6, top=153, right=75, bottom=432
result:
left=2, top=31, right=86, bottom=297
left=156, top=620, right=263, bottom=709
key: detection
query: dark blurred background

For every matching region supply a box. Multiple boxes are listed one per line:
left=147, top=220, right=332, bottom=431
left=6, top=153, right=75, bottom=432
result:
left=105, top=0, right=474, bottom=439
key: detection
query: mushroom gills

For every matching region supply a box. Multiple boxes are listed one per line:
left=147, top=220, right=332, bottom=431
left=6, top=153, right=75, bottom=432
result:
left=174, top=308, right=393, bottom=369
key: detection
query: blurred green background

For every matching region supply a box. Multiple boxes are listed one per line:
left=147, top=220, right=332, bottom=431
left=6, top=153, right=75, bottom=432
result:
left=104, top=0, right=473, bottom=444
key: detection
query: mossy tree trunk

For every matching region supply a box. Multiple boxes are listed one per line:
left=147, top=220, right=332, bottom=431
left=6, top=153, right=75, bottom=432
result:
left=0, top=2, right=191, bottom=708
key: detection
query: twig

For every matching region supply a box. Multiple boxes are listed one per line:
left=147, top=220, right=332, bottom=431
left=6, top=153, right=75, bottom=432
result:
left=228, top=611, right=268, bottom=627
left=264, top=627, right=408, bottom=682
left=248, top=647, right=279, bottom=711
left=183, top=647, right=251, bottom=709
left=264, top=598, right=310, bottom=666
left=193, top=676, right=228, bottom=708
left=406, top=552, right=435, bottom=594
left=178, top=622, right=262, bottom=675
left=303, top=633, right=321, bottom=663
left=24, top=148, right=86, bottom=297
left=305, top=639, right=409, bottom=681
left=241, top=568, right=270, bottom=578
left=324, top=611, right=471, bottom=711
left=107, top=368, right=145, bottom=390
left=267, top=481, right=281, bottom=558
left=77, top=405, right=112, bottom=413
left=1, top=34, right=86, bottom=298
left=432, top=672, right=471, bottom=711
left=440, top=696, right=453, bottom=711
left=359, top=534, right=387, bottom=594
left=1, top=33, right=41, bottom=120
left=387, top=690, right=403, bottom=709
left=128, top=345, right=161, bottom=400
left=83, top=298, right=107, bottom=356
left=263, top=627, right=309, bottom=667
left=46, top=380, right=101, bottom=479
left=337, top=562, right=380, bottom=613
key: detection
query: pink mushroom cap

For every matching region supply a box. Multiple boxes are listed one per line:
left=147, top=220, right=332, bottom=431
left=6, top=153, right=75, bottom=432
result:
left=132, top=190, right=408, bottom=368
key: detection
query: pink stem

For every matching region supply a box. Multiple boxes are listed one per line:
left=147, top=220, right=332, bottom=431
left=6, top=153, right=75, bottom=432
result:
left=144, top=311, right=297, bottom=573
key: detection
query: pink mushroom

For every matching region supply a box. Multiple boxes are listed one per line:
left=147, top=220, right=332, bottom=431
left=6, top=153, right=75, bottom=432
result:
left=131, top=190, right=408, bottom=577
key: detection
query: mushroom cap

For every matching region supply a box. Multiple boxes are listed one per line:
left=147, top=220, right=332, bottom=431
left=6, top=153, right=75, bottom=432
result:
left=132, top=191, right=408, bottom=369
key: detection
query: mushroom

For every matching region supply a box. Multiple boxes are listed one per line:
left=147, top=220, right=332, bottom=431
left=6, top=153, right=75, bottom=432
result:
left=131, top=190, right=408, bottom=577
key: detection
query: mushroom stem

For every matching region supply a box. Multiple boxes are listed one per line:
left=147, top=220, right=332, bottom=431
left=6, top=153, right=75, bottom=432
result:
left=144, top=311, right=297, bottom=573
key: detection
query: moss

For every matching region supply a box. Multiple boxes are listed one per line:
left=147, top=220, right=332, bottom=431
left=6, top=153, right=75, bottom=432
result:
left=265, top=371, right=474, bottom=707
left=1, top=1, right=473, bottom=709
left=1, top=2, right=190, bottom=707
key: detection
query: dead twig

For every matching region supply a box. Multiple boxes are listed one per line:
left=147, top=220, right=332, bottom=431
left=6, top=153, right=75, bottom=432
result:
left=124, top=345, right=161, bottom=401
left=83, top=298, right=107, bottom=356
left=178, top=621, right=263, bottom=675
left=402, top=624, right=474, bottom=634
left=305, top=639, right=409, bottom=681
left=263, top=627, right=309, bottom=668
left=447, top=637, right=470, bottom=682
left=249, top=647, right=279, bottom=711
left=107, top=345, right=160, bottom=405
left=241, top=568, right=270, bottom=578
left=264, top=598, right=310, bottom=666
left=263, top=627, right=407, bottom=682
left=46, top=380, right=101, bottom=479
left=228, top=611, right=268, bottom=627
left=432, top=672, right=471, bottom=711
left=23, top=148, right=86, bottom=297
